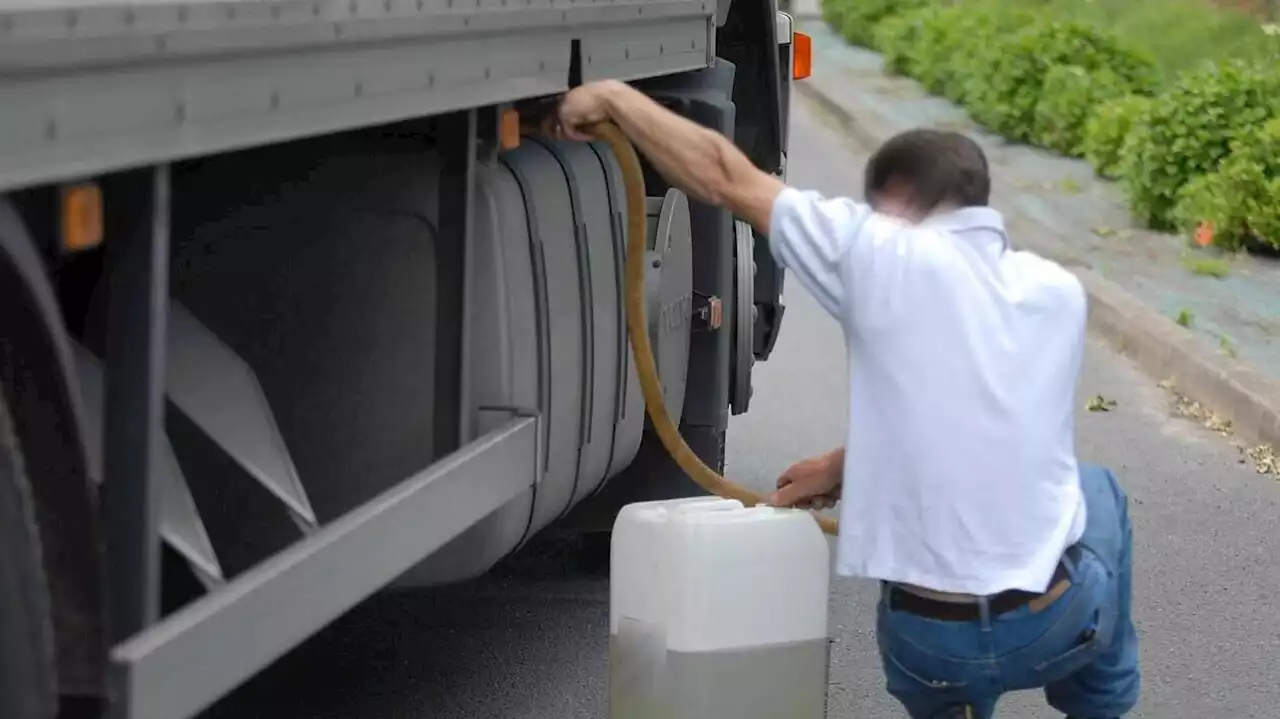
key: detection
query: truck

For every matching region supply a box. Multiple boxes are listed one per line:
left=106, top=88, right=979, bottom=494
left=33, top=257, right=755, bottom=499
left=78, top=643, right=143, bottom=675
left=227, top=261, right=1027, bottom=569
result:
left=0, top=1, right=804, bottom=716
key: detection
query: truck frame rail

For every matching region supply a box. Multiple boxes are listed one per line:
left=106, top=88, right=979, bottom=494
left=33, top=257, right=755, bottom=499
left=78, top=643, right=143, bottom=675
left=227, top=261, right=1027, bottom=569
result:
left=112, top=415, right=539, bottom=719
left=0, top=0, right=714, bottom=192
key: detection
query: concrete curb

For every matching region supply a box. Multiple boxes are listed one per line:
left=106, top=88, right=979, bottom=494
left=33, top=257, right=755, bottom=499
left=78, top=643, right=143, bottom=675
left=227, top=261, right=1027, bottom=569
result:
left=794, top=78, right=1280, bottom=450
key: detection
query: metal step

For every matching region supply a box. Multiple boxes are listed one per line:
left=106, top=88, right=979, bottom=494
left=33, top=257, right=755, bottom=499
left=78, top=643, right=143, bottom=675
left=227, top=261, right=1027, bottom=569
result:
left=72, top=343, right=224, bottom=586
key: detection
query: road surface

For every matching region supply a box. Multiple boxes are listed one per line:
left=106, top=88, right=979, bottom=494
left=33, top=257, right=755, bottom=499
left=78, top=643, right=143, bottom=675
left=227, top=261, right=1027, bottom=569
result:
left=199, top=95, right=1280, bottom=718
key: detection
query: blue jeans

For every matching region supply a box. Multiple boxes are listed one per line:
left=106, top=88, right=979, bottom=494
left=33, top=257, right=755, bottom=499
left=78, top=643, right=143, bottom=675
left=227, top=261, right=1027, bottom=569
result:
left=875, top=463, right=1140, bottom=718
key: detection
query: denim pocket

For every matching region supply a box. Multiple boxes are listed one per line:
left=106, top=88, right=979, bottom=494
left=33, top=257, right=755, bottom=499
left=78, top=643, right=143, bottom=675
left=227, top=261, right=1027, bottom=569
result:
left=883, top=648, right=971, bottom=691
left=1029, top=559, right=1116, bottom=681
left=877, top=603, right=978, bottom=693
left=1031, top=613, right=1105, bottom=676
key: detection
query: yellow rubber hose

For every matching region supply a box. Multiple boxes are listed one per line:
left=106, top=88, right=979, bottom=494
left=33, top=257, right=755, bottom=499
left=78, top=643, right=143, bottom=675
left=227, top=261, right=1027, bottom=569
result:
left=589, top=121, right=840, bottom=536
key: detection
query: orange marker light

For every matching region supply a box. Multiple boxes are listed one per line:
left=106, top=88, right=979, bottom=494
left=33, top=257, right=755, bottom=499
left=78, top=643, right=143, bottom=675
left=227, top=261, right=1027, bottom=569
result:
left=61, top=183, right=104, bottom=252
left=500, top=108, right=521, bottom=150
left=793, top=31, right=812, bottom=80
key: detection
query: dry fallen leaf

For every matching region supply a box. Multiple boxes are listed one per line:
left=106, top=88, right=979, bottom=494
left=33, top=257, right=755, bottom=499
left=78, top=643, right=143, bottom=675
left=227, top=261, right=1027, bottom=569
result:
left=1086, top=395, right=1117, bottom=412
left=1247, top=444, right=1279, bottom=477
left=1157, top=382, right=1279, bottom=479
left=1173, top=395, right=1232, bottom=435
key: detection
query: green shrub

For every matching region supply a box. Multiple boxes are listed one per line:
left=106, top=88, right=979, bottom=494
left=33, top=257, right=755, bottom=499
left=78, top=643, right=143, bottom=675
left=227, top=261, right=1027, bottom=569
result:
left=819, top=0, right=1280, bottom=238
left=821, top=0, right=852, bottom=35
left=1123, top=60, right=1280, bottom=230
left=916, top=6, right=1034, bottom=105
left=1171, top=118, right=1280, bottom=251
left=874, top=12, right=924, bottom=77
left=1033, top=65, right=1131, bottom=157
left=835, top=0, right=930, bottom=50
left=1082, top=95, right=1152, bottom=179
left=1021, top=0, right=1280, bottom=77
left=907, top=6, right=973, bottom=96
left=965, top=21, right=1157, bottom=143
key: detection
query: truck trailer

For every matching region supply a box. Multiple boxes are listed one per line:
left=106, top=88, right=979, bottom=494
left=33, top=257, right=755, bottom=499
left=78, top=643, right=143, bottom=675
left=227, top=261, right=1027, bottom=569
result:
left=0, top=1, right=803, bottom=716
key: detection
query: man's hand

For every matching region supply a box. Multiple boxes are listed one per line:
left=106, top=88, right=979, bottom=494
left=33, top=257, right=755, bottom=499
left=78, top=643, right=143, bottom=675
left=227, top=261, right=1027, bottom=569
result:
left=550, top=80, right=623, bottom=141
left=768, top=450, right=843, bottom=510
left=544, top=79, right=784, bottom=235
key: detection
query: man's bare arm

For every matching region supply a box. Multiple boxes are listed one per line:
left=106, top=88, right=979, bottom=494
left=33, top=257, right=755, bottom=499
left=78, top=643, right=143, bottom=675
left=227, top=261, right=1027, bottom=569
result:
left=595, top=81, right=784, bottom=234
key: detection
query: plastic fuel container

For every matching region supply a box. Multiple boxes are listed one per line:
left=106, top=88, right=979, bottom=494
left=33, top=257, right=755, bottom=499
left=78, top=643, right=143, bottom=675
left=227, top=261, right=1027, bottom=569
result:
left=610, top=497, right=831, bottom=719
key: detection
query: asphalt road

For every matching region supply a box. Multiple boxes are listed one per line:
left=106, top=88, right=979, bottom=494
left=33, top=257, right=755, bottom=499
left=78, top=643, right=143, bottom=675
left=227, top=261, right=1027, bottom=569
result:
left=200, top=96, right=1280, bottom=718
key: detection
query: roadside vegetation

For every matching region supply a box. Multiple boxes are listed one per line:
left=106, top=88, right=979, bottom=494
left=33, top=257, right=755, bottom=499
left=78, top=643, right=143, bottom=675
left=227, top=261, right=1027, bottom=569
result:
left=822, top=0, right=1280, bottom=255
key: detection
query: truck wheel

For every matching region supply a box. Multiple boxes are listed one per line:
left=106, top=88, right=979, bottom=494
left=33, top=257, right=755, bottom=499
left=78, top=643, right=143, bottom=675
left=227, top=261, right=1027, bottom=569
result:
left=0, top=393, right=58, bottom=719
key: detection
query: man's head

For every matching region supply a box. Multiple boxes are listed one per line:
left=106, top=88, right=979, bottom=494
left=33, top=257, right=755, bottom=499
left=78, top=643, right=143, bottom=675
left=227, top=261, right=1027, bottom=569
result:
left=863, top=129, right=991, bottom=222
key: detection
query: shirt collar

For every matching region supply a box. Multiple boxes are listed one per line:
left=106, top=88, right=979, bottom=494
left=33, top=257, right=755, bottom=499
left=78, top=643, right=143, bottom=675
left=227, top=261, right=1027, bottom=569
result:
left=921, top=206, right=1009, bottom=251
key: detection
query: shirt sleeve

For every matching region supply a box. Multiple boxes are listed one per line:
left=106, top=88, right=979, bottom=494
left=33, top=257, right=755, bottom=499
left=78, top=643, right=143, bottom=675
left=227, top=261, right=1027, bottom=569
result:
left=767, top=187, right=878, bottom=320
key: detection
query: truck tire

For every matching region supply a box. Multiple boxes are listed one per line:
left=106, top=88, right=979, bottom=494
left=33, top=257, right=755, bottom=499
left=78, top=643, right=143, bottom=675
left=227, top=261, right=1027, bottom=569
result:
left=0, top=392, right=58, bottom=719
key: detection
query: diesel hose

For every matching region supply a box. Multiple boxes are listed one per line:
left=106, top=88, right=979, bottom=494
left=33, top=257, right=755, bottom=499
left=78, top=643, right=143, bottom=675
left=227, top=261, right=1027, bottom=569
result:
left=590, top=121, right=840, bottom=537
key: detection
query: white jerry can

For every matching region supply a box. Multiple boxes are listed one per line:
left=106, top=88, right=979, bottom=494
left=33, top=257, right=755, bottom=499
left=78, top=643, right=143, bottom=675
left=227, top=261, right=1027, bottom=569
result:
left=610, top=497, right=831, bottom=719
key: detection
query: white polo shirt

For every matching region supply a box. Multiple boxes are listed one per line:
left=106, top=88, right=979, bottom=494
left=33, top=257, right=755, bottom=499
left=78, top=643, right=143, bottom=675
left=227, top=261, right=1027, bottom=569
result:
left=769, top=187, right=1088, bottom=596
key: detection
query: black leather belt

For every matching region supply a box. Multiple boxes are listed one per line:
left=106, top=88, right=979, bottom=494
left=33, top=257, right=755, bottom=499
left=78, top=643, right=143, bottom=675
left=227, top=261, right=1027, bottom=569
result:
left=886, top=546, right=1079, bottom=622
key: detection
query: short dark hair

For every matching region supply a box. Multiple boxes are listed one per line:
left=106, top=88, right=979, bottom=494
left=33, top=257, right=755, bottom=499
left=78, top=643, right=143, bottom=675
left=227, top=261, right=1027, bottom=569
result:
left=863, top=128, right=991, bottom=212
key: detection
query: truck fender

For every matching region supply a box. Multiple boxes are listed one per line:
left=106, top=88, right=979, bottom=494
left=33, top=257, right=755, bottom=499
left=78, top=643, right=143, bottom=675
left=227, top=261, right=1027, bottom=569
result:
left=0, top=198, right=108, bottom=700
